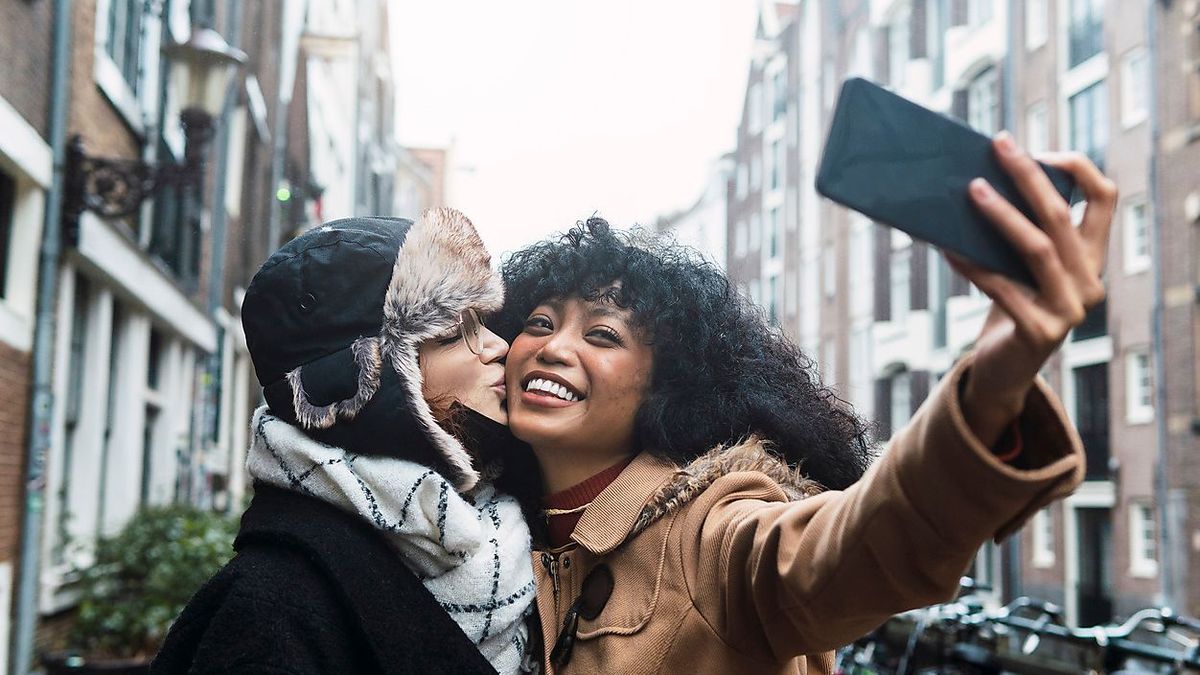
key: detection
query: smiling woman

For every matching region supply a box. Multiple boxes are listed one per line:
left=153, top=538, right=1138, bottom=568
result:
left=497, top=135, right=1110, bottom=675
left=507, top=294, right=655, bottom=493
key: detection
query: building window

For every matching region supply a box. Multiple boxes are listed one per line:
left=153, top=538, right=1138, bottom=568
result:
left=967, top=68, right=1000, bottom=135
left=850, top=218, right=873, bottom=317
left=1123, top=198, right=1150, bottom=274
left=767, top=207, right=781, bottom=259
left=1026, top=101, right=1049, bottom=154
left=735, top=220, right=747, bottom=257
left=823, top=246, right=836, bottom=299
left=889, top=10, right=910, bottom=88
left=1128, top=503, right=1158, bottom=577
left=890, top=370, right=912, bottom=435
left=0, top=170, right=15, bottom=300
left=823, top=337, right=837, bottom=387
left=967, top=0, right=993, bottom=27
left=749, top=278, right=762, bottom=307
left=736, top=163, right=748, bottom=200
left=1125, top=348, right=1153, bottom=424
left=1026, top=0, right=1048, bottom=49
left=1032, top=507, right=1056, bottom=567
left=749, top=81, right=763, bottom=134
left=928, top=0, right=946, bottom=90
left=890, top=246, right=911, bottom=322
left=1073, top=363, right=1110, bottom=480
left=104, top=0, right=145, bottom=92
left=749, top=213, right=761, bottom=251
left=1120, top=48, right=1148, bottom=128
left=767, top=275, right=780, bottom=326
left=769, top=139, right=782, bottom=192
left=1068, top=0, right=1105, bottom=69
left=1069, top=81, right=1109, bottom=171
left=850, top=27, right=872, bottom=79
left=786, top=270, right=798, bottom=315
left=55, top=276, right=92, bottom=565
left=141, top=328, right=166, bottom=504
left=772, top=68, right=788, bottom=122
left=749, top=151, right=761, bottom=191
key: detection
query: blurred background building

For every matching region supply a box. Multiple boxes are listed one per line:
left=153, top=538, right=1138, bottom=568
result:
left=664, top=0, right=1199, bottom=627
left=0, top=0, right=451, bottom=669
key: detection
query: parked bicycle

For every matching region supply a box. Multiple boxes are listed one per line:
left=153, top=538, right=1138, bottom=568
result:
left=835, top=579, right=1200, bottom=674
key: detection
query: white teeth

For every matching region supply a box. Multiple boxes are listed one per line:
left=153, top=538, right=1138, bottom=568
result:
left=524, top=378, right=579, bottom=402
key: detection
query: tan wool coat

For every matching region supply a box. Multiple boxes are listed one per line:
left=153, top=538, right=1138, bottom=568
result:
left=530, top=356, right=1085, bottom=674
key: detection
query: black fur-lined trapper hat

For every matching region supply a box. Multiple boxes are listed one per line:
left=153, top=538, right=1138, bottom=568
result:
left=242, top=208, right=503, bottom=491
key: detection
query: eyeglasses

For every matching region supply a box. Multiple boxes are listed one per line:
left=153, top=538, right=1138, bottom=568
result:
left=454, top=308, right=485, bottom=355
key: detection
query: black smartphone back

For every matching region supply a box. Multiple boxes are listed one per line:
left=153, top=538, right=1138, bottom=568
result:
left=815, top=77, right=1075, bottom=288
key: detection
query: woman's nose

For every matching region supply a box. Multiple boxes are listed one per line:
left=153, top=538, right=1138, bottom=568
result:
left=536, top=330, right=576, bottom=366
left=478, top=325, right=509, bottom=363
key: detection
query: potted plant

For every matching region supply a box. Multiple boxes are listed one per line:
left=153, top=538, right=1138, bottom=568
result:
left=43, top=504, right=237, bottom=674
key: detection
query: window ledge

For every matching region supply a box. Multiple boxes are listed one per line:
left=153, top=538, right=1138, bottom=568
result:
left=1123, top=259, right=1151, bottom=276
left=1126, top=409, right=1154, bottom=426
left=1032, top=552, right=1056, bottom=569
left=0, top=301, right=33, bottom=351
left=1129, top=561, right=1159, bottom=579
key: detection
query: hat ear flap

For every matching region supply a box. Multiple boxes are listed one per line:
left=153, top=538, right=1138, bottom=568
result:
left=285, top=336, right=382, bottom=429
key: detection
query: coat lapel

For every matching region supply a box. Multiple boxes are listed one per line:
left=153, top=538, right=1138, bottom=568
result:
left=569, top=453, right=677, bottom=555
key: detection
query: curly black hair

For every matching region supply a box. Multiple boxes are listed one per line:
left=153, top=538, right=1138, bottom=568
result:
left=496, top=217, right=873, bottom=491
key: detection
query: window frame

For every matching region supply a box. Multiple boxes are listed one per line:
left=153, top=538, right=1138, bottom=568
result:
left=1128, top=502, right=1158, bottom=578
left=1119, top=47, right=1149, bottom=129
left=1032, top=507, right=1056, bottom=567
left=1125, top=348, right=1154, bottom=425
left=1026, top=0, right=1048, bottom=50
left=1122, top=197, right=1150, bottom=275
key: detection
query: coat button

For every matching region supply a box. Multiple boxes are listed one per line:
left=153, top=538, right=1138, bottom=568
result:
left=298, top=292, right=317, bottom=313
left=562, top=556, right=571, bottom=569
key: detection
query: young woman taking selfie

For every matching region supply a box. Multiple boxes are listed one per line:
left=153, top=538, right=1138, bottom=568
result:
left=497, top=136, right=1113, bottom=674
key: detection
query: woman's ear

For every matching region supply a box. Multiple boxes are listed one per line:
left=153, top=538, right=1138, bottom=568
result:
left=285, top=336, right=382, bottom=429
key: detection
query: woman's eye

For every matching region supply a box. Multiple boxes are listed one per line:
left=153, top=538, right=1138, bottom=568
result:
left=523, top=315, right=552, bottom=333
left=436, top=332, right=461, bottom=346
left=588, top=327, right=624, bottom=346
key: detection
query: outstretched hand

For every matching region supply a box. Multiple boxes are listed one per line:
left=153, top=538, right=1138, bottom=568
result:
left=947, top=131, right=1115, bottom=448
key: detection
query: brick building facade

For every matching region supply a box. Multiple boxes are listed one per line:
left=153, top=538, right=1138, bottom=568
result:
left=725, top=0, right=1200, bottom=626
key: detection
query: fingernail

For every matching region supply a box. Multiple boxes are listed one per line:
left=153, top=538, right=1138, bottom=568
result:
left=995, top=131, right=1015, bottom=155
left=970, top=178, right=992, bottom=200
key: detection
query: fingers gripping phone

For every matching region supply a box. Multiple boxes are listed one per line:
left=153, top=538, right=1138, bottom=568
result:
left=815, top=77, right=1076, bottom=288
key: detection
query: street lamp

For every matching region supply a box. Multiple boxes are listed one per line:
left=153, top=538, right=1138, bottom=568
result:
left=64, top=26, right=246, bottom=233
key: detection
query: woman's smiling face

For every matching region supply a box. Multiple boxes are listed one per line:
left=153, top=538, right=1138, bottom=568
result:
left=505, top=292, right=653, bottom=460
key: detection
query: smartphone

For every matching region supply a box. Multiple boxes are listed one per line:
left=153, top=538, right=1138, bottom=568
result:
left=815, top=77, right=1076, bottom=288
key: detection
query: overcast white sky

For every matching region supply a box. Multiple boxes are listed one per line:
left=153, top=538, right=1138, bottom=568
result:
left=389, top=0, right=758, bottom=259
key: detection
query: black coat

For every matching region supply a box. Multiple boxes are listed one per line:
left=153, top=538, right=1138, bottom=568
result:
left=150, top=484, right=499, bottom=675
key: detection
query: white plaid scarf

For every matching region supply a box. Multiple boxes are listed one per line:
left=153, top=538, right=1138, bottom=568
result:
left=247, top=407, right=535, bottom=674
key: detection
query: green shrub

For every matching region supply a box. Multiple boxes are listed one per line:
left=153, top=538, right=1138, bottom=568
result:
left=68, top=504, right=238, bottom=658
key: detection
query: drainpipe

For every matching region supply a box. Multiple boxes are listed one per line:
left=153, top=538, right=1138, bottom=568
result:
left=1144, top=0, right=1177, bottom=612
left=202, top=0, right=242, bottom=511
left=10, top=0, right=73, bottom=672
left=266, top=2, right=291, bottom=250
left=1001, top=0, right=1022, bottom=603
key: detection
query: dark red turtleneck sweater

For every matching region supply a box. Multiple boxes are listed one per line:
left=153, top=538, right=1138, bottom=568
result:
left=542, top=456, right=636, bottom=549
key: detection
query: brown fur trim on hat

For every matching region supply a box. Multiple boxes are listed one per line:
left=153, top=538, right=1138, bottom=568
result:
left=379, top=208, right=505, bottom=492
left=286, top=336, right=383, bottom=430
left=630, top=435, right=825, bottom=538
